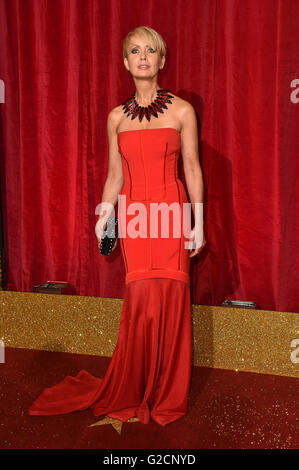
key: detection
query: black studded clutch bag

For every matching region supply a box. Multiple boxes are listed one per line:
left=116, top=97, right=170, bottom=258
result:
left=99, top=217, right=118, bottom=255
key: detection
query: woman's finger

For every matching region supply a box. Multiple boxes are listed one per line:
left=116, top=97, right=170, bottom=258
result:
left=188, top=238, right=206, bottom=257
left=111, top=238, right=118, bottom=252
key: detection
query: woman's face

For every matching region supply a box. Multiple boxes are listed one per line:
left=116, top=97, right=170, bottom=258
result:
left=124, top=35, right=165, bottom=76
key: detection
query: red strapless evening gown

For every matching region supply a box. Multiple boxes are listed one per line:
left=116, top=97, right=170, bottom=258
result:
left=29, top=127, right=192, bottom=426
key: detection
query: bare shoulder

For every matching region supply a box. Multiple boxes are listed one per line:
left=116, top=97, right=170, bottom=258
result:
left=170, top=94, right=196, bottom=130
left=107, top=105, right=123, bottom=133
left=172, top=94, right=195, bottom=116
left=108, top=104, right=123, bottom=118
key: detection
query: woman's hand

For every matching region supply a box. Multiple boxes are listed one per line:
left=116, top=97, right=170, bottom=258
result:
left=188, top=225, right=206, bottom=258
left=95, top=217, right=106, bottom=247
left=110, top=238, right=118, bottom=252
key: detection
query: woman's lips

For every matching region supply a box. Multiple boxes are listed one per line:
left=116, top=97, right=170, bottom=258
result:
left=138, top=65, right=150, bottom=69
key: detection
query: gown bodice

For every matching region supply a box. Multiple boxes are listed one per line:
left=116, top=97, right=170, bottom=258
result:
left=117, top=127, right=191, bottom=285
left=117, top=127, right=183, bottom=202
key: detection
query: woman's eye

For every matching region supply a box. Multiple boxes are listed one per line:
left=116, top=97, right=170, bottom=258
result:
left=131, top=48, right=156, bottom=53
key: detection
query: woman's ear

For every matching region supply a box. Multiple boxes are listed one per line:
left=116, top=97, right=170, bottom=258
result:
left=123, top=57, right=130, bottom=72
left=159, top=55, right=166, bottom=71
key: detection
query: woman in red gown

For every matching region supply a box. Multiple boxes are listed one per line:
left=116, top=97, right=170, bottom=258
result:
left=29, top=26, right=205, bottom=426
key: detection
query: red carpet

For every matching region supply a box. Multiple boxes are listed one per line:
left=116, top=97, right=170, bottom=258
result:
left=0, top=347, right=298, bottom=449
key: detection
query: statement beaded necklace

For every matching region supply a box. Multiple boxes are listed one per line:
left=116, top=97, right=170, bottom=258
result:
left=121, top=88, right=174, bottom=122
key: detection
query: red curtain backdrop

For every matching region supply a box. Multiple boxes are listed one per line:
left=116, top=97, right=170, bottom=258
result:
left=0, top=0, right=299, bottom=312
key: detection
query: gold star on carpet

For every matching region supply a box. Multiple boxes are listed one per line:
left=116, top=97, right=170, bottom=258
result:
left=88, top=416, right=139, bottom=435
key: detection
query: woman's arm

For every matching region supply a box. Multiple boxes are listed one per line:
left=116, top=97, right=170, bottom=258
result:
left=180, top=102, right=204, bottom=209
left=95, top=108, right=123, bottom=243
left=180, top=102, right=205, bottom=257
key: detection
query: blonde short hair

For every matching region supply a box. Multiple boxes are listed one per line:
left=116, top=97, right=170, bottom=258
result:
left=122, top=26, right=166, bottom=59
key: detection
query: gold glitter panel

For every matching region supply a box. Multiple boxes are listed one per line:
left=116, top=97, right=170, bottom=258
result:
left=0, top=291, right=298, bottom=378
